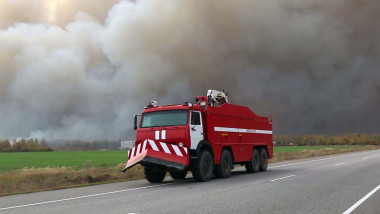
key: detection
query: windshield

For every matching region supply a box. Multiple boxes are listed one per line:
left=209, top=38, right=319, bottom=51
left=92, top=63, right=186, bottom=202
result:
left=141, top=110, right=189, bottom=128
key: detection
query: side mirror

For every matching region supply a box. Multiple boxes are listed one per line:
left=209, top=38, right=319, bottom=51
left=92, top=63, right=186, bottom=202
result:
left=134, top=115, right=139, bottom=130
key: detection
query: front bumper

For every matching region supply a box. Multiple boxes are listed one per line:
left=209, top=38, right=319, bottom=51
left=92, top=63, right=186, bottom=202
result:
left=122, top=139, right=189, bottom=171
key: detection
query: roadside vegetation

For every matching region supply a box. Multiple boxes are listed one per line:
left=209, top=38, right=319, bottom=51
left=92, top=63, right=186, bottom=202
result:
left=0, top=164, right=145, bottom=196
left=270, top=145, right=378, bottom=162
left=274, top=134, right=379, bottom=146
left=0, top=138, right=52, bottom=152
left=0, top=134, right=379, bottom=196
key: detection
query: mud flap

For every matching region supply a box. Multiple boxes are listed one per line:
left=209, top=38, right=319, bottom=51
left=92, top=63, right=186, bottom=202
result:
left=122, top=140, right=189, bottom=172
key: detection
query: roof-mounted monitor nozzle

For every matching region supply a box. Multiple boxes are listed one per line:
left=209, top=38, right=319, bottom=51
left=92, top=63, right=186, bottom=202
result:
left=145, top=101, right=158, bottom=108
left=207, top=89, right=229, bottom=106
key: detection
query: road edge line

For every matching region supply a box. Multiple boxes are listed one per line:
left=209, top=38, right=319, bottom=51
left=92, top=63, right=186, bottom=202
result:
left=342, top=184, right=380, bottom=214
left=0, top=181, right=187, bottom=211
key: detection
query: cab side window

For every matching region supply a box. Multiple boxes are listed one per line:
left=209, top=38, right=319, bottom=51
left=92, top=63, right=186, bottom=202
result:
left=191, top=111, right=201, bottom=125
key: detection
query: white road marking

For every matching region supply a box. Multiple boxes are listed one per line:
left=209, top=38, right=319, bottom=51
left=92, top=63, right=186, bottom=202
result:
left=0, top=182, right=187, bottom=211
left=361, top=157, right=368, bottom=160
left=269, top=150, right=377, bottom=169
left=342, top=184, right=380, bottom=214
left=270, top=175, right=295, bottom=182
left=335, top=163, right=344, bottom=166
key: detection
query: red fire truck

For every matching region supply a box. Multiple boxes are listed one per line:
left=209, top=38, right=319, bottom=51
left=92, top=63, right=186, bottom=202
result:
left=122, top=90, right=273, bottom=182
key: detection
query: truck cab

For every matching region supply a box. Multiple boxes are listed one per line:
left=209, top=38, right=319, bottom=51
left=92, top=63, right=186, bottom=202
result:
left=136, top=105, right=205, bottom=153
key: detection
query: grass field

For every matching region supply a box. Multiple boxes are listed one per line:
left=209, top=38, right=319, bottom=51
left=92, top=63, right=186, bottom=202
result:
left=0, top=150, right=127, bottom=171
left=0, top=145, right=368, bottom=172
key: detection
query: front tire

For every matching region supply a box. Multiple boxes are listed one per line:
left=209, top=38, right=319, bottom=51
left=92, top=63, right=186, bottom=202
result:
left=245, top=149, right=260, bottom=173
left=215, top=150, right=233, bottom=178
left=192, top=150, right=214, bottom=182
left=144, top=165, right=166, bottom=183
left=169, top=170, right=187, bottom=180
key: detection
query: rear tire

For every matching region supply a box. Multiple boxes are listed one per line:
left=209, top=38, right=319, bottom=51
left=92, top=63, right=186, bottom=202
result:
left=259, top=148, right=268, bottom=172
left=245, top=149, right=260, bottom=173
left=192, top=150, right=214, bottom=182
left=144, top=165, right=166, bottom=183
left=169, top=170, right=187, bottom=180
left=215, top=150, right=233, bottom=178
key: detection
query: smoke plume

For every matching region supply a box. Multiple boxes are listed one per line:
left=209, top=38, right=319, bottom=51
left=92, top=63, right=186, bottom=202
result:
left=0, top=0, right=379, bottom=140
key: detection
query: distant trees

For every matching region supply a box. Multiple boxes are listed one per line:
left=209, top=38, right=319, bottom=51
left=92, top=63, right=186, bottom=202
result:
left=48, top=140, right=121, bottom=151
left=1, top=139, right=123, bottom=151
left=0, top=138, right=52, bottom=152
left=2, top=134, right=378, bottom=152
left=274, top=134, right=380, bottom=146
left=0, top=139, right=11, bottom=151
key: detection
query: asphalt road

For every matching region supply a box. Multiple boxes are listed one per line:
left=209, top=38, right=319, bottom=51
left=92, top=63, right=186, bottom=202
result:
left=1, top=149, right=379, bottom=214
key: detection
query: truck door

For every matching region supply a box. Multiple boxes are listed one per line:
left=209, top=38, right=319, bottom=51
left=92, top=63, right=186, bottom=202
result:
left=190, top=111, right=204, bottom=150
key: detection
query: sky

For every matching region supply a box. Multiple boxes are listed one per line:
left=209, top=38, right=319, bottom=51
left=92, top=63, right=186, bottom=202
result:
left=0, top=0, right=379, bottom=140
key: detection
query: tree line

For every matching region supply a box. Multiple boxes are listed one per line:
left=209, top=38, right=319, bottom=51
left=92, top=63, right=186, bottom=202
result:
left=0, top=139, right=121, bottom=152
left=47, top=140, right=121, bottom=151
left=0, top=138, right=52, bottom=152
left=274, top=134, right=380, bottom=146
left=1, top=134, right=379, bottom=152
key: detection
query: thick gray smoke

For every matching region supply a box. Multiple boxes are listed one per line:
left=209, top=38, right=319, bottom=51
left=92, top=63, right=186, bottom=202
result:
left=0, top=0, right=379, bottom=140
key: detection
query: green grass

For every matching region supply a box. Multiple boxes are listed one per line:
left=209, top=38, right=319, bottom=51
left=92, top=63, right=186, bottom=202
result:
left=0, top=146, right=368, bottom=172
left=273, top=145, right=365, bottom=153
left=0, top=150, right=128, bottom=171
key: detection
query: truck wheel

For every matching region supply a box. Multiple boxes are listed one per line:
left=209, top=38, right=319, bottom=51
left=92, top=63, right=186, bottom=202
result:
left=169, top=170, right=187, bottom=180
left=245, top=149, right=260, bottom=173
left=192, top=150, right=214, bottom=182
left=215, top=150, right=233, bottom=178
left=144, top=165, right=166, bottom=183
left=259, top=148, right=268, bottom=172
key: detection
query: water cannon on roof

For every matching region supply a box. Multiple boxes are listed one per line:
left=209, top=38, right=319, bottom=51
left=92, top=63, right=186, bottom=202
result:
left=145, top=101, right=158, bottom=108
left=206, top=89, right=229, bottom=106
